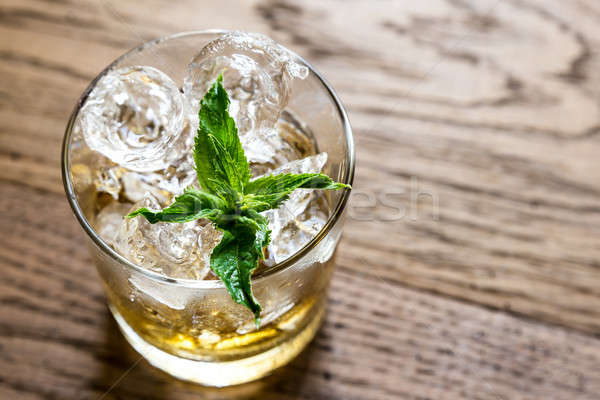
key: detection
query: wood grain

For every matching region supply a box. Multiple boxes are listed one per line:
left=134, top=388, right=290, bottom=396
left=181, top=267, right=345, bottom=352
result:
left=1, top=0, right=600, bottom=399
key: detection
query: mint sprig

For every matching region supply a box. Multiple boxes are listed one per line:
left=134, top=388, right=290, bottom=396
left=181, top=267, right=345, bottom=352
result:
left=127, top=74, right=350, bottom=323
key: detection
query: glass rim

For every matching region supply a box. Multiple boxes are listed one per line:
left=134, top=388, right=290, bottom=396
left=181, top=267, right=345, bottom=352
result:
left=61, top=29, right=355, bottom=289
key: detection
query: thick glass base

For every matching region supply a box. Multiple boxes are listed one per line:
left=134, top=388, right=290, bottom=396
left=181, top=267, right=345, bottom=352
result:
left=110, top=304, right=324, bottom=387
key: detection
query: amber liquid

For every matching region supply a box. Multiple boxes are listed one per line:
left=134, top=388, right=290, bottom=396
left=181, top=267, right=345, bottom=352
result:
left=108, top=289, right=326, bottom=362
left=100, top=247, right=336, bottom=363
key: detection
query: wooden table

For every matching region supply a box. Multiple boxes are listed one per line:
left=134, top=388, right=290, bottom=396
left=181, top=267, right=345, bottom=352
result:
left=1, top=1, right=600, bottom=399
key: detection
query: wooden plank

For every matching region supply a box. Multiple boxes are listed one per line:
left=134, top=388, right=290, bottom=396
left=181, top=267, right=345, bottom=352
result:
left=258, top=0, right=600, bottom=333
left=2, top=0, right=600, bottom=399
left=0, top=183, right=599, bottom=400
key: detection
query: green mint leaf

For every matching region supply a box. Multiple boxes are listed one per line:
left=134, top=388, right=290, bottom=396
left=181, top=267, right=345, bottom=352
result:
left=194, top=74, right=251, bottom=197
left=207, top=178, right=241, bottom=208
left=126, top=188, right=225, bottom=223
left=210, top=226, right=263, bottom=321
left=243, top=172, right=350, bottom=212
left=233, top=209, right=271, bottom=259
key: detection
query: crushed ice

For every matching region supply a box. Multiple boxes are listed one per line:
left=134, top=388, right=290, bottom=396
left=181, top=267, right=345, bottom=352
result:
left=73, top=32, right=329, bottom=280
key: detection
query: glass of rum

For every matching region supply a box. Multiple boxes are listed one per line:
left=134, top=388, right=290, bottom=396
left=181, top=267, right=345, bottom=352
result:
left=61, top=30, right=355, bottom=386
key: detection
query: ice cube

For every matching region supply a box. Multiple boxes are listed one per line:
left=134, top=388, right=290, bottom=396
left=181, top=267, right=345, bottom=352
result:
left=261, top=153, right=329, bottom=265
left=184, top=32, right=307, bottom=134
left=128, top=274, right=190, bottom=310
left=267, top=193, right=329, bottom=265
left=184, top=31, right=308, bottom=170
left=120, top=118, right=197, bottom=205
left=93, top=201, right=131, bottom=245
left=69, top=121, right=125, bottom=202
left=113, top=195, right=222, bottom=279
left=93, top=165, right=123, bottom=199
left=77, top=66, right=187, bottom=172
left=247, top=119, right=318, bottom=176
left=243, top=127, right=296, bottom=169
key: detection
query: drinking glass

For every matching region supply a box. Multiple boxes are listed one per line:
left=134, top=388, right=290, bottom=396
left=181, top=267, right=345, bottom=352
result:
left=61, top=30, right=355, bottom=387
